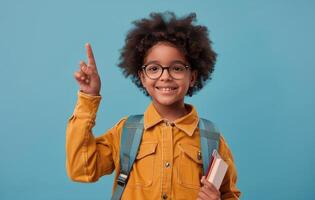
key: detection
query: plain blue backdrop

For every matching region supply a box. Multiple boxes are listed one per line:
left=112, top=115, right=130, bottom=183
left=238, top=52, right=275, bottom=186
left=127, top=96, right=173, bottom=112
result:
left=0, top=0, right=314, bottom=199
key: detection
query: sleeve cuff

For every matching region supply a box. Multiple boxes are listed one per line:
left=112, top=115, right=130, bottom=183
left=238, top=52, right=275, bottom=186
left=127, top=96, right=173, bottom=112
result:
left=72, top=91, right=102, bottom=119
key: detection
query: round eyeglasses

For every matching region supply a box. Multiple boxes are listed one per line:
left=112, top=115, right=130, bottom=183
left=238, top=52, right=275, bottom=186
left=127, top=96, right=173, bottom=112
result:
left=142, top=63, right=190, bottom=80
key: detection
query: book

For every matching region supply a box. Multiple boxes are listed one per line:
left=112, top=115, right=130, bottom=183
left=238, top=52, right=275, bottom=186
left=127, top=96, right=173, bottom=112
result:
left=205, top=150, right=228, bottom=190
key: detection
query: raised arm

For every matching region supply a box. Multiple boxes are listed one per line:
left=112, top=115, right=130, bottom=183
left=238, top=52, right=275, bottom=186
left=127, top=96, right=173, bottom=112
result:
left=66, top=43, right=116, bottom=183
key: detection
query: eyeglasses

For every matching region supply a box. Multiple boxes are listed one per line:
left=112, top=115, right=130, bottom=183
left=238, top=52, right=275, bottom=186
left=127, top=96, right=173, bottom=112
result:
left=141, top=62, right=190, bottom=80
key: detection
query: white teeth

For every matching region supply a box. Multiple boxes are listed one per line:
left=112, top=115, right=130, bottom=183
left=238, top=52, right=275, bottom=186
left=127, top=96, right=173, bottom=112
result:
left=157, top=87, right=176, bottom=91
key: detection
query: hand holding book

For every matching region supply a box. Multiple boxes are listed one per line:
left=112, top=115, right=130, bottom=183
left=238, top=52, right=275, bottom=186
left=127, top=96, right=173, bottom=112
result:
left=198, top=176, right=221, bottom=200
left=197, top=150, right=228, bottom=200
left=205, top=150, right=228, bottom=190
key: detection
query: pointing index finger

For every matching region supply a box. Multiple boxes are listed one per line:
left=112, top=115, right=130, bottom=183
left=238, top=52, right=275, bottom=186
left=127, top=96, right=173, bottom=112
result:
left=85, top=43, right=96, bottom=67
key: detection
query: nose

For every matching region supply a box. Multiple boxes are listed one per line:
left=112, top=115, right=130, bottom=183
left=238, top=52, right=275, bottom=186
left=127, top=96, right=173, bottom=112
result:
left=159, top=68, right=172, bottom=80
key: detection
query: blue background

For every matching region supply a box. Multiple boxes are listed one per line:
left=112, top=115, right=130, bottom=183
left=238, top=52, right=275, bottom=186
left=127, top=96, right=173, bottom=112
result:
left=1, top=0, right=314, bottom=199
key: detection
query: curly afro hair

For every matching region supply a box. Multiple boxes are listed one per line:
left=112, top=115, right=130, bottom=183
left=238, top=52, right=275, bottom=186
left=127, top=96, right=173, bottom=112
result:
left=118, top=11, right=217, bottom=96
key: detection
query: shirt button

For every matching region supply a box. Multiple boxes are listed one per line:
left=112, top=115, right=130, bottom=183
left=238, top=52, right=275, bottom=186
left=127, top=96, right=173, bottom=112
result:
left=162, top=193, right=168, bottom=199
left=165, top=162, right=170, bottom=168
left=197, top=151, right=202, bottom=160
left=164, top=120, right=175, bottom=127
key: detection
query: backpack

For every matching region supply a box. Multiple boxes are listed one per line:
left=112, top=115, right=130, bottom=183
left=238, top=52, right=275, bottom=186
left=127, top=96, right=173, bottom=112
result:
left=111, top=114, right=220, bottom=200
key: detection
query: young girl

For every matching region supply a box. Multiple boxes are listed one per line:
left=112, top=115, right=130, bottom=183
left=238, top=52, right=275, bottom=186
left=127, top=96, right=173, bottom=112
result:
left=66, top=12, right=241, bottom=200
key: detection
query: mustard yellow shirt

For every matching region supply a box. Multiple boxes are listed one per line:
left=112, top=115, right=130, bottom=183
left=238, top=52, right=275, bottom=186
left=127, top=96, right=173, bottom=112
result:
left=66, top=91, right=241, bottom=199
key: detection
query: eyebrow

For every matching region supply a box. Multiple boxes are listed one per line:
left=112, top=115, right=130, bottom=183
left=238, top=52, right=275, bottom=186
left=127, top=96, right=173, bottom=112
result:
left=144, top=60, right=188, bottom=65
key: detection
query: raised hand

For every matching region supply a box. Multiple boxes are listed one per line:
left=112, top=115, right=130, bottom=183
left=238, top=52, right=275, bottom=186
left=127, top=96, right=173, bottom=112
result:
left=74, top=43, right=101, bottom=96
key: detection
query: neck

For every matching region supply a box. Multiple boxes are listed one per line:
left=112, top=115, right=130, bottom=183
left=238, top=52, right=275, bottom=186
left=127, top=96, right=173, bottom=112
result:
left=152, top=101, right=188, bottom=122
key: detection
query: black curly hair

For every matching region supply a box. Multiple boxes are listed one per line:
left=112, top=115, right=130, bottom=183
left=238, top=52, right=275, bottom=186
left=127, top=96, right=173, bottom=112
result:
left=118, top=11, right=217, bottom=96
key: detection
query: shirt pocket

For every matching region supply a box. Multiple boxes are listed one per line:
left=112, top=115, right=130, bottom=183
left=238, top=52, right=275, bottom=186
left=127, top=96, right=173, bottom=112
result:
left=127, top=142, right=158, bottom=188
left=176, top=143, right=203, bottom=189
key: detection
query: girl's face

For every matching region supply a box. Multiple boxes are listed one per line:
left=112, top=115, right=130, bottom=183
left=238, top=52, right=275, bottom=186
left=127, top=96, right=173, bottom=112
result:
left=139, top=42, right=197, bottom=108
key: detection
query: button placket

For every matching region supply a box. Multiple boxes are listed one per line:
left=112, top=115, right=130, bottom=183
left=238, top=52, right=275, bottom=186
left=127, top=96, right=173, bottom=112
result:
left=161, top=120, right=173, bottom=200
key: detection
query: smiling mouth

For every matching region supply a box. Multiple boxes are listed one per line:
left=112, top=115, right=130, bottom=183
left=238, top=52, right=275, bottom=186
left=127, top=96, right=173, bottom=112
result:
left=156, top=87, right=178, bottom=92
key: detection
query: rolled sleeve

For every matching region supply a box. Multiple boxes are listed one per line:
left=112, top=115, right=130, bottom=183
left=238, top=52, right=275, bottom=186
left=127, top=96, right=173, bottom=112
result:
left=72, top=91, right=102, bottom=119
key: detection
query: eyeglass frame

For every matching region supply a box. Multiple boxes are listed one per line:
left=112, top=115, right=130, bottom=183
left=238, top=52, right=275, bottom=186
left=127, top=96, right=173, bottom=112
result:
left=141, top=62, right=191, bottom=80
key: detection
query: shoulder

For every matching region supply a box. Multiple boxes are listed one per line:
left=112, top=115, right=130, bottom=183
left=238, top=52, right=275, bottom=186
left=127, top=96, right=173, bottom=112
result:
left=109, top=114, right=145, bottom=135
left=96, top=116, right=128, bottom=140
left=198, top=118, right=234, bottom=161
left=218, top=134, right=235, bottom=162
left=113, top=116, right=129, bottom=128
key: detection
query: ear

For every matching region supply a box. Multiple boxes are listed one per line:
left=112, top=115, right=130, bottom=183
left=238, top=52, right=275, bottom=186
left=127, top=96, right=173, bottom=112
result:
left=189, top=70, right=198, bottom=87
left=138, top=70, right=146, bottom=88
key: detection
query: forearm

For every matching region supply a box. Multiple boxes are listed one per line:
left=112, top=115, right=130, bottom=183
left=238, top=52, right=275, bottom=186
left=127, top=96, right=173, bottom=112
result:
left=65, top=91, right=111, bottom=182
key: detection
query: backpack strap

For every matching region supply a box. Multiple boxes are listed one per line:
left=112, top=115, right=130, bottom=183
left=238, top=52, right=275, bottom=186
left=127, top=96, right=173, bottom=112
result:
left=199, top=118, right=221, bottom=175
left=111, top=114, right=144, bottom=200
left=111, top=115, right=219, bottom=199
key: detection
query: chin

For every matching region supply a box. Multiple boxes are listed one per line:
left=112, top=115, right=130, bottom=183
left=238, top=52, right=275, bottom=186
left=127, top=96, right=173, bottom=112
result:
left=154, top=97, right=183, bottom=107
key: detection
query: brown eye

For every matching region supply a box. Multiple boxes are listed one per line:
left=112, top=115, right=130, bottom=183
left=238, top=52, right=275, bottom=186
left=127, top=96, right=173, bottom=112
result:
left=146, top=65, right=161, bottom=73
left=171, top=64, right=186, bottom=72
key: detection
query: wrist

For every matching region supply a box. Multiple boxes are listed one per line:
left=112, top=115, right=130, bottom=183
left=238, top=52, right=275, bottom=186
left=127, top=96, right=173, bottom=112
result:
left=79, top=90, right=101, bottom=97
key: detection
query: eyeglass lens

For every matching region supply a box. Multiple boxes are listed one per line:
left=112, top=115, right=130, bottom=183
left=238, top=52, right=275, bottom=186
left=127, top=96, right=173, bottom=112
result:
left=145, top=63, right=188, bottom=79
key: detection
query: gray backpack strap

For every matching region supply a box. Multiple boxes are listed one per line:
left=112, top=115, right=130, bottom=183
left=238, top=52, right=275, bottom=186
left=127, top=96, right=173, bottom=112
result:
left=199, top=118, right=221, bottom=175
left=111, top=114, right=144, bottom=200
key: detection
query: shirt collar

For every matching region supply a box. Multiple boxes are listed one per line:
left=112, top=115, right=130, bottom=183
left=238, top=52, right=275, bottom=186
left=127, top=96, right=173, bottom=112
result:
left=143, top=102, right=199, bottom=136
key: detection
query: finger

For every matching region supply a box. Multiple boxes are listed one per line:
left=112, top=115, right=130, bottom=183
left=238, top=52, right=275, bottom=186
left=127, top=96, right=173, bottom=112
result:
left=85, top=43, right=97, bottom=68
left=80, top=61, right=94, bottom=76
left=81, top=61, right=97, bottom=77
left=197, top=190, right=210, bottom=200
left=200, top=176, right=206, bottom=183
left=202, top=180, right=221, bottom=196
left=201, top=186, right=213, bottom=198
left=74, top=70, right=91, bottom=85
left=74, top=71, right=86, bottom=82
left=202, top=179, right=216, bottom=190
